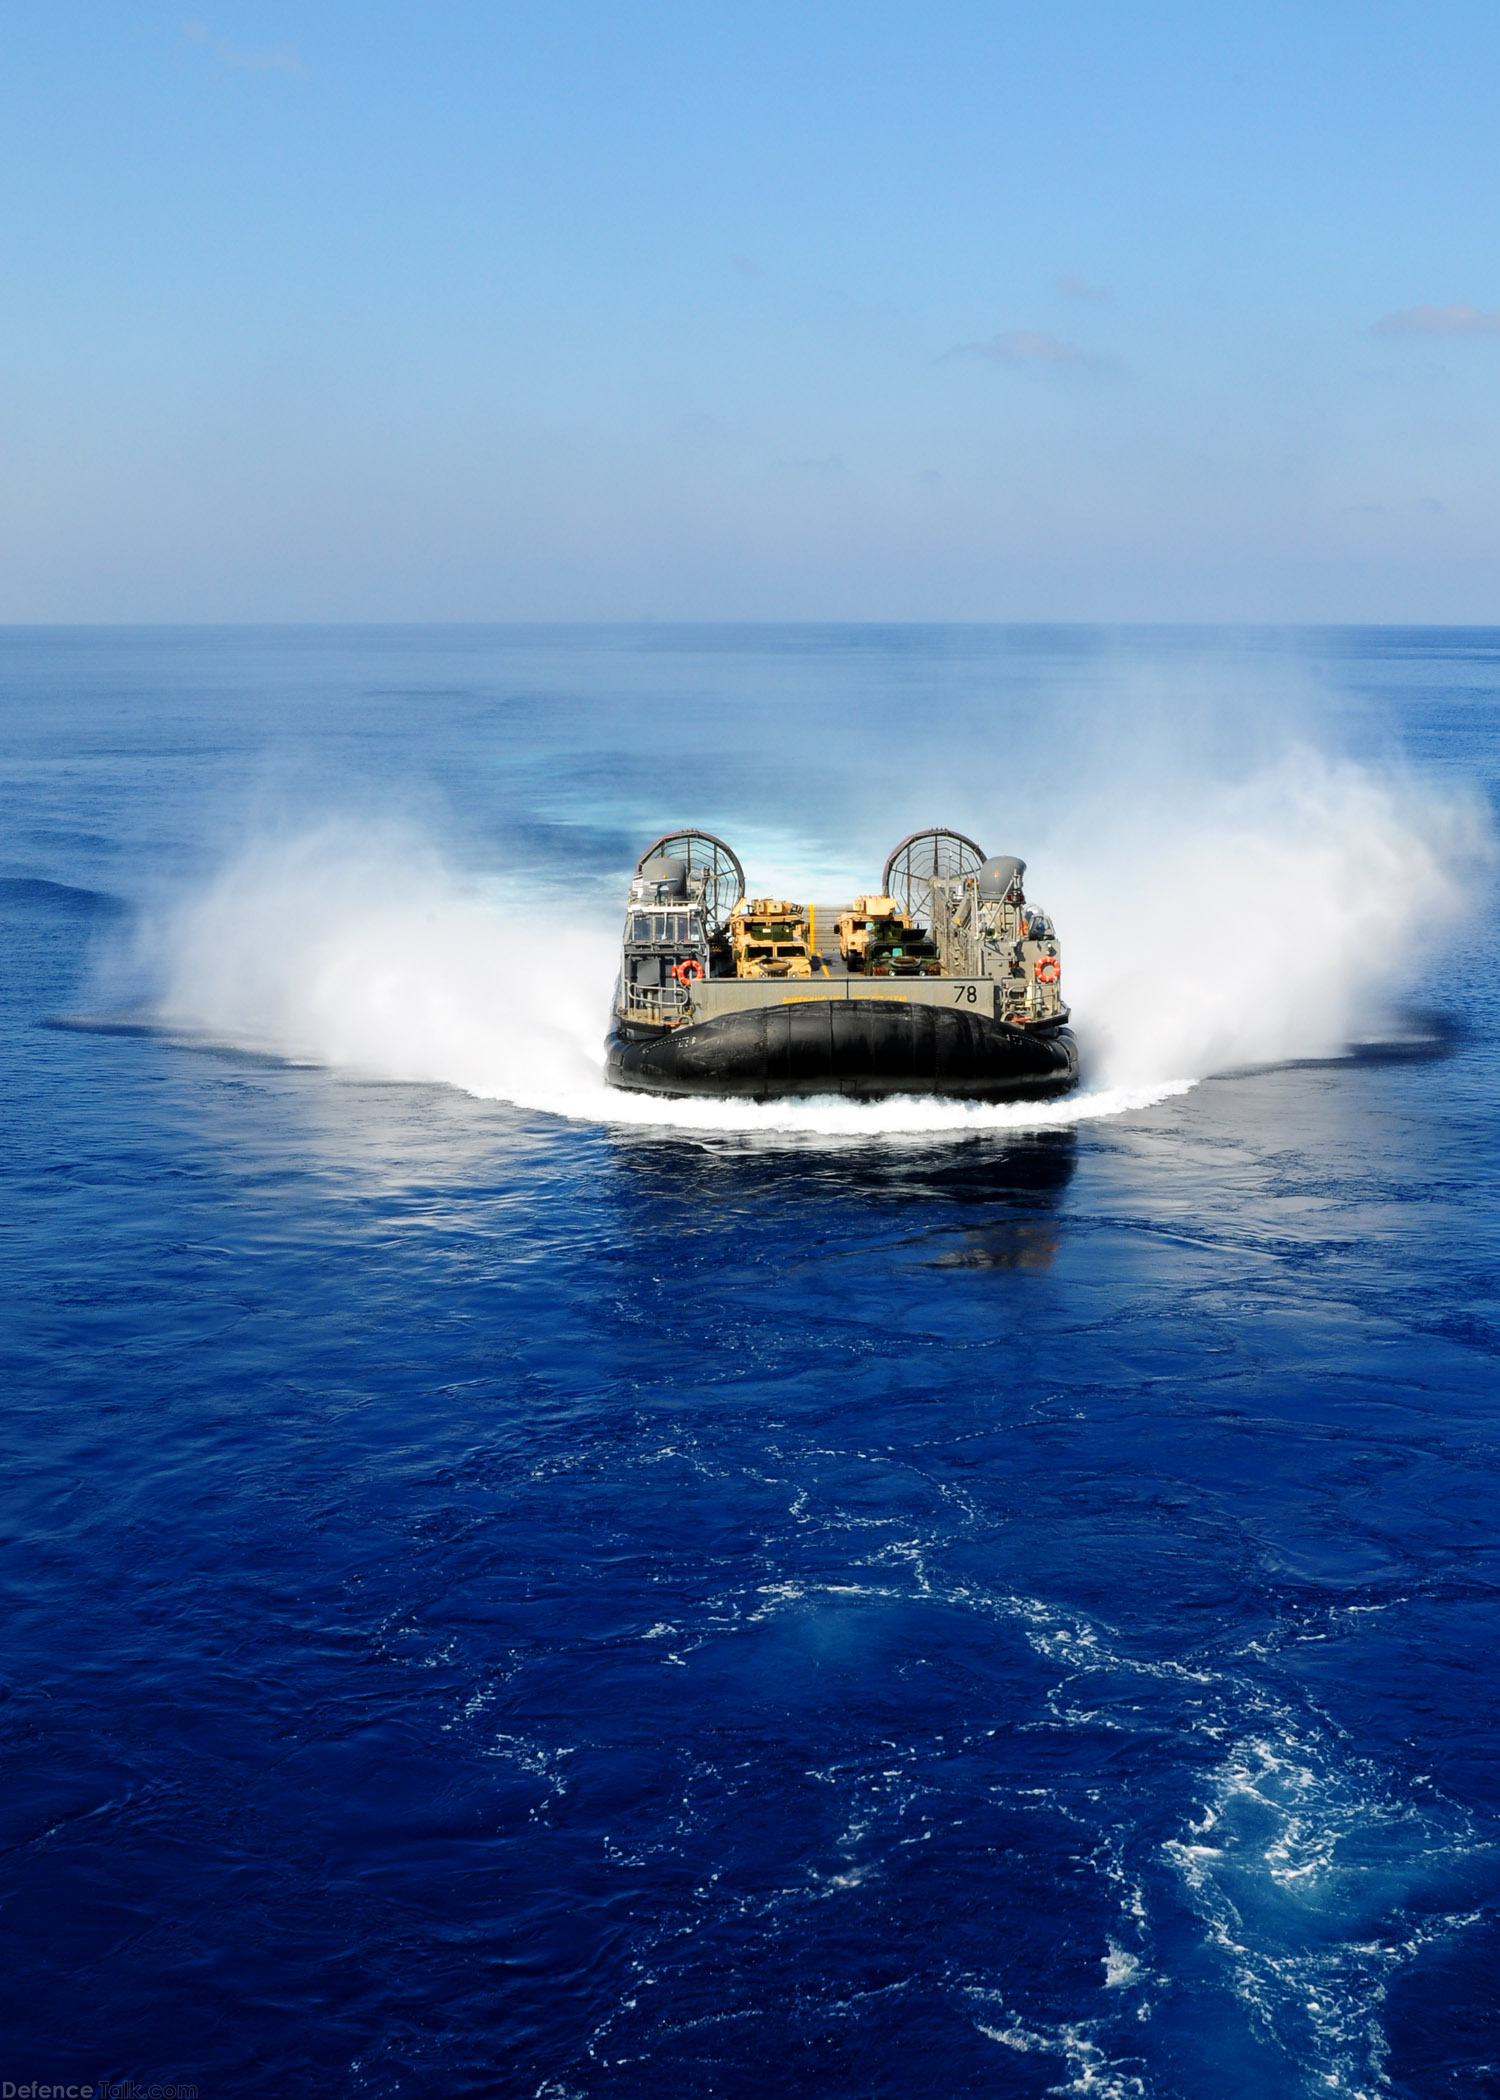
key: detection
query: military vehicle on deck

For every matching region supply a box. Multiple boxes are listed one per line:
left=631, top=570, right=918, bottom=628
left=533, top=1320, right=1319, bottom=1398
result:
left=729, top=897, right=819, bottom=979
left=836, top=895, right=942, bottom=977
left=605, top=826, right=1079, bottom=1102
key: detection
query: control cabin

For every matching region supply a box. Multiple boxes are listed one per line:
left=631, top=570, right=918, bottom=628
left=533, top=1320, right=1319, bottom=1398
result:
left=618, top=854, right=711, bottom=1025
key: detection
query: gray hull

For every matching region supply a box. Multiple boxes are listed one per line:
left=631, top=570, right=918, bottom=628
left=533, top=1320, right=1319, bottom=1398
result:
left=605, top=999, right=1079, bottom=1102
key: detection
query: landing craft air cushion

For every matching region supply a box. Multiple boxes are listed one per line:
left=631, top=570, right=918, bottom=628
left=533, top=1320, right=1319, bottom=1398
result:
left=604, top=828, right=1080, bottom=1101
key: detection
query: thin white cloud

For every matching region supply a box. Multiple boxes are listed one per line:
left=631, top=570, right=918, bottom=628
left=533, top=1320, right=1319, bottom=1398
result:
left=1056, top=273, right=1112, bottom=302
left=1372, top=304, right=1500, bottom=337
left=185, top=21, right=303, bottom=76
left=949, top=328, right=1113, bottom=371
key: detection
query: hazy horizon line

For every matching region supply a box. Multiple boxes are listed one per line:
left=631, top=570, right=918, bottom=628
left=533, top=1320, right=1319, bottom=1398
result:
left=2, top=617, right=1499, bottom=635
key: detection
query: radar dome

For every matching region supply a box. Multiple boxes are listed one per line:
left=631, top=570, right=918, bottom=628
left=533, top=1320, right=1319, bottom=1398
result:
left=977, top=855, right=1026, bottom=900
left=638, top=856, right=688, bottom=895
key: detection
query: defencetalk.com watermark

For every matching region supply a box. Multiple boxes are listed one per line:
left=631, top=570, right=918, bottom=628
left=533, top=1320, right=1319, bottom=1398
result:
left=2, top=2085, right=197, bottom=2099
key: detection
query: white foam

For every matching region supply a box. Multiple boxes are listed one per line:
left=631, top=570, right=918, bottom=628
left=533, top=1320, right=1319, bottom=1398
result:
left=1103, top=1939, right=1142, bottom=1989
left=983, top=1584, right=1488, bottom=2097
left=973, top=2012, right=1147, bottom=2097
left=1162, top=1712, right=1483, bottom=2099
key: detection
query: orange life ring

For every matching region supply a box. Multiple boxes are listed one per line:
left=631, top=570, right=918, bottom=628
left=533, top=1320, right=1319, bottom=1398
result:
left=671, top=958, right=705, bottom=987
left=1034, top=955, right=1061, bottom=985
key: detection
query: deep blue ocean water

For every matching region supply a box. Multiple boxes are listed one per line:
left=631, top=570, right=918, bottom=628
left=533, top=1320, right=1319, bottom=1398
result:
left=3, top=625, right=1500, bottom=2099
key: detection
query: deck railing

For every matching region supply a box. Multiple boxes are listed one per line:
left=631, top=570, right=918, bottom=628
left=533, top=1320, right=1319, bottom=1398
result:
left=619, top=981, right=693, bottom=1026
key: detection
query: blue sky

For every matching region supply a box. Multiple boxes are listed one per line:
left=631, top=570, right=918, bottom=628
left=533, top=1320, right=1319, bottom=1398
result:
left=4, top=2, right=1500, bottom=621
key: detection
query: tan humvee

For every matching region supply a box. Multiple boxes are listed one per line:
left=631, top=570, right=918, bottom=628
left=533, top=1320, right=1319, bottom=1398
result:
left=835, top=894, right=942, bottom=977
left=730, top=897, right=816, bottom=978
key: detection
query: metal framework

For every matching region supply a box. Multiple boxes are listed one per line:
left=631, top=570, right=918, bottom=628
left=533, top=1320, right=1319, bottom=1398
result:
left=881, top=827, right=986, bottom=923
left=636, top=829, right=745, bottom=936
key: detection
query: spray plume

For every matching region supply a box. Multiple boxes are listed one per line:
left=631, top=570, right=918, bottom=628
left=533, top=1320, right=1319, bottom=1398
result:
left=125, top=749, right=1490, bottom=1143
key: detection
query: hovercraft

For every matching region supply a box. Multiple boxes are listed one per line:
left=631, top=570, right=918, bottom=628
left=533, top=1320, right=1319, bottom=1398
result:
left=604, top=828, right=1079, bottom=1102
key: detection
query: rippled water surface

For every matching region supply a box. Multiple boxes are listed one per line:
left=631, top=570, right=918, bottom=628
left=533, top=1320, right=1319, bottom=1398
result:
left=3, top=625, right=1500, bottom=2099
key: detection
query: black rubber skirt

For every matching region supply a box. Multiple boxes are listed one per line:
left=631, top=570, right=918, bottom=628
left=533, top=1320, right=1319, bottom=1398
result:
left=604, top=1001, right=1079, bottom=1102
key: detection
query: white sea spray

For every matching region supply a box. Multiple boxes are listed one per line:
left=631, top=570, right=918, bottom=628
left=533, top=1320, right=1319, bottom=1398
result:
left=119, top=741, right=1490, bottom=1141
